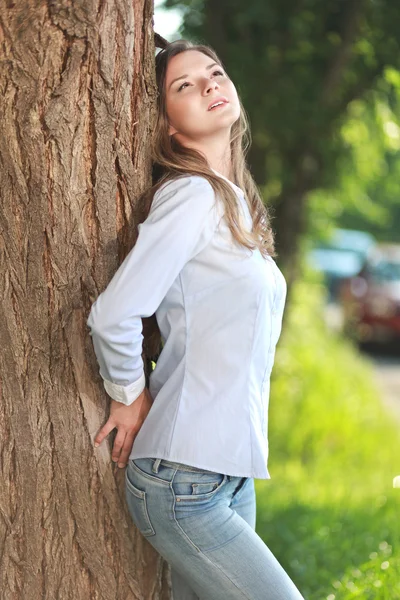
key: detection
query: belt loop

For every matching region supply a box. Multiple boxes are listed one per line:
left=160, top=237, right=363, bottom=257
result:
left=152, top=458, right=162, bottom=473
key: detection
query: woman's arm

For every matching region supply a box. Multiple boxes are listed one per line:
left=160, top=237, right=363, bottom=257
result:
left=87, top=175, right=220, bottom=405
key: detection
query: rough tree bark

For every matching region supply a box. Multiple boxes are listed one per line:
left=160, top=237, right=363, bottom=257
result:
left=0, top=1, right=170, bottom=598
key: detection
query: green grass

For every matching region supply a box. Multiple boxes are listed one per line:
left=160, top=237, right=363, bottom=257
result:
left=255, top=278, right=400, bottom=599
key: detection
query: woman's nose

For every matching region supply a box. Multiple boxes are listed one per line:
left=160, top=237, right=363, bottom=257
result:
left=203, top=79, right=219, bottom=95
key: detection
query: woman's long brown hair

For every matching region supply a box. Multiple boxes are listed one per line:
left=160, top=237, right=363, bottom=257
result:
left=140, top=37, right=276, bottom=386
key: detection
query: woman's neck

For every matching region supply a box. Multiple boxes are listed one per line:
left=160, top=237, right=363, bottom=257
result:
left=178, top=133, right=232, bottom=181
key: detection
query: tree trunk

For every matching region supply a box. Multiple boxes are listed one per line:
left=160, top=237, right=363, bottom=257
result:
left=272, top=151, right=319, bottom=307
left=0, top=1, right=170, bottom=598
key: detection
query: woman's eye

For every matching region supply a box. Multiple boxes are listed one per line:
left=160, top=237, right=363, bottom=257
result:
left=177, top=70, right=225, bottom=92
left=177, top=81, right=190, bottom=92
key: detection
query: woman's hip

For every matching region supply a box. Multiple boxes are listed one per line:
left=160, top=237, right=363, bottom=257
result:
left=124, top=457, right=255, bottom=548
left=125, top=457, right=303, bottom=599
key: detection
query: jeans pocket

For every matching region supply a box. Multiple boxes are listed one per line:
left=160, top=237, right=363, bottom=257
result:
left=172, top=470, right=228, bottom=503
left=125, top=470, right=156, bottom=537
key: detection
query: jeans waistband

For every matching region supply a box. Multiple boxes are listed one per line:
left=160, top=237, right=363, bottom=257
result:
left=151, top=457, right=235, bottom=480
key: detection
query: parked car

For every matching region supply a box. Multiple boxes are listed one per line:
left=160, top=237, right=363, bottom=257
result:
left=340, top=243, right=400, bottom=345
left=307, top=229, right=377, bottom=301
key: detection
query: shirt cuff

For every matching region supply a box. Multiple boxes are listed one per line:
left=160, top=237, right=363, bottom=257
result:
left=103, top=372, right=146, bottom=406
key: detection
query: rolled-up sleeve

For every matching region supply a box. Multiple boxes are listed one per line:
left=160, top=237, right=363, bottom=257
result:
left=87, top=175, right=220, bottom=405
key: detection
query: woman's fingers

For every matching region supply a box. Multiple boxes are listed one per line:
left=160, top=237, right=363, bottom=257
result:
left=93, top=418, right=135, bottom=467
left=111, top=428, right=127, bottom=463
left=93, top=396, right=152, bottom=466
left=116, top=431, right=136, bottom=468
left=94, top=417, right=116, bottom=447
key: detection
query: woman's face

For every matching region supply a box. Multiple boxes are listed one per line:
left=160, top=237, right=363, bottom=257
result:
left=164, top=50, right=241, bottom=144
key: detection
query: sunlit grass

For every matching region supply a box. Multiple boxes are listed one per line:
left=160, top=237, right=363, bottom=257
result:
left=255, top=278, right=400, bottom=599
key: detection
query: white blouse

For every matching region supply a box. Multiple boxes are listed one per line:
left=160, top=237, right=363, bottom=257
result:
left=87, top=170, right=287, bottom=478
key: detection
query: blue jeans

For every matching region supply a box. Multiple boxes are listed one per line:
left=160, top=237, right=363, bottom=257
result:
left=125, top=457, right=304, bottom=599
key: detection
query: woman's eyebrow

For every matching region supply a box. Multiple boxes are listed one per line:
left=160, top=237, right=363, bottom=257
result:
left=168, top=63, right=220, bottom=90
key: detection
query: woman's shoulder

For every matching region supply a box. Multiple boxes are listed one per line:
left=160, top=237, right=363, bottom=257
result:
left=152, top=174, right=216, bottom=210
left=156, top=173, right=213, bottom=195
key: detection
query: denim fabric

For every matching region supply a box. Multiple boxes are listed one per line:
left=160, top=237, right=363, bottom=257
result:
left=125, top=457, right=304, bottom=600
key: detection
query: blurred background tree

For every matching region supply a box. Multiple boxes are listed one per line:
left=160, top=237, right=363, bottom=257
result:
left=162, top=0, right=400, bottom=302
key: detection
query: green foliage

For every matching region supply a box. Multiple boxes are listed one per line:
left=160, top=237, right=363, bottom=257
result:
left=309, top=68, right=400, bottom=243
left=254, top=278, right=400, bottom=599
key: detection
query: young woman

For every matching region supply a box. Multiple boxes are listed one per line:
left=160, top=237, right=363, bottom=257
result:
left=87, top=39, right=304, bottom=600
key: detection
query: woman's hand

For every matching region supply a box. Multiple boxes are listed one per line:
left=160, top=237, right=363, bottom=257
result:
left=94, top=387, right=153, bottom=468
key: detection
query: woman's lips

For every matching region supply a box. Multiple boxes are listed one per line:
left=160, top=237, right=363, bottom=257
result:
left=207, top=97, right=229, bottom=110
left=208, top=102, right=229, bottom=111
